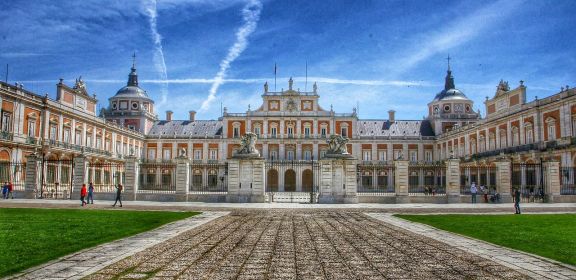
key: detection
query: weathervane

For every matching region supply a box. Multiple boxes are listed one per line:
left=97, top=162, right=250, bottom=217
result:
left=446, top=54, right=451, bottom=71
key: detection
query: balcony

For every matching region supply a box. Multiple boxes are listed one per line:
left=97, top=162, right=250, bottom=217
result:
left=0, top=131, right=13, bottom=141
left=26, top=136, right=37, bottom=145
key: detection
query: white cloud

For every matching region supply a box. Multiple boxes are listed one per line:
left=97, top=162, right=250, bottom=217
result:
left=199, top=0, right=263, bottom=112
left=143, top=0, right=169, bottom=108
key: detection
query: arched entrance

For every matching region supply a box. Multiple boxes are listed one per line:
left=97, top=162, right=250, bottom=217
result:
left=302, top=169, right=313, bottom=192
left=284, top=169, right=296, bottom=192
left=267, top=169, right=278, bottom=192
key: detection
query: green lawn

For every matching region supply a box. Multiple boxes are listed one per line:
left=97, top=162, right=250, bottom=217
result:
left=0, top=208, right=199, bottom=277
left=396, top=214, right=576, bottom=265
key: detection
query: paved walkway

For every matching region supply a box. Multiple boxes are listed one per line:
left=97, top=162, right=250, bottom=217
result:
left=6, top=211, right=228, bottom=280
left=84, top=210, right=534, bottom=280
left=367, top=213, right=576, bottom=280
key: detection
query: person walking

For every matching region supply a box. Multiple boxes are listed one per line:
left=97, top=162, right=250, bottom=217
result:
left=514, top=188, right=521, bottom=214
left=470, top=182, right=478, bottom=204
left=481, top=184, right=488, bottom=203
left=2, top=182, right=7, bottom=199
left=7, top=181, right=13, bottom=199
left=87, top=182, right=94, bottom=204
left=113, top=184, right=123, bottom=207
left=80, top=184, right=87, bottom=207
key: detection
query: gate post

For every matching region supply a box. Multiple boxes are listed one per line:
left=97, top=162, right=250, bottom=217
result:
left=226, top=158, right=266, bottom=202
left=317, top=158, right=358, bottom=203
left=543, top=159, right=560, bottom=202
left=394, top=160, right=409, bottom=203
left=124, top=155, right=139, bottom=201
left=446, top=158, right=461, bottom=203
left=175, top=155, right=190, bottom=202
left=72, top=156, right=88, bottom=198
left=495, top=157, right=512, bottom=203
left=24, top=153, right=41, bottom=199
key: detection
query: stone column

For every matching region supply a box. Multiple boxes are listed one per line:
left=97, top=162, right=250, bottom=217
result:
left=72, top=155, right=88, bottom=197
left=24, top=154, right=41, bottom=199
left=226, top=158, right=266, bottom=202
left=495, top=157, right=512, bottom=202
left=175, top=156, right=190, bottom=201
left=445, top=158, right=461, bottom=203
left=317, top=158, right=358, bottom=203
left=394, top=160, right=409, bottom=203
left=123, top=155, right=139, bottom=201
left=543, top=159, right=560, bottom=202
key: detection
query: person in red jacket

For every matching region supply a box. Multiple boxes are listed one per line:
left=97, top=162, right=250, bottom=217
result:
left=7, top=181, right=13, bottom=199
left=80, top=184, right=87, bottom=206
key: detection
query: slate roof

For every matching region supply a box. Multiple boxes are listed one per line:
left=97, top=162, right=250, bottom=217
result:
left=356, top=119, right=435, bottom=137
left=147, top=120, right=223, bottom=138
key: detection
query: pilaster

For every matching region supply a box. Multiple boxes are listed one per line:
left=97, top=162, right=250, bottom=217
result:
left=226, top=158, right=266, bottom=202
left=24, top=154, right=41, bottom=199
left=72, top=155, right=88, bottom=195
left=543, top=160, right=560, bottom=202
left=123, top=155, right=139, bottom=201
left=394, top=160, right=409, bottom=203
left=175, top=156, right=190, bottom=201
left=495, top=157, right=512, bottom=202
left=445, top=158, right=461, bottom=203
left=318, top=158, right=358, bottom=203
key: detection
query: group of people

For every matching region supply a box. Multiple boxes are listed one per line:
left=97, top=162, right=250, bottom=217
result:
left=79, top=182, right=123, bottom=207
left=2, top=181, right=14, bottom=199
left=469, top=182, right=501, bottom=204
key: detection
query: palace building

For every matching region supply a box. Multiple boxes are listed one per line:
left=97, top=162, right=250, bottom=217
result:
left=0, top=60, right=574, bottom=203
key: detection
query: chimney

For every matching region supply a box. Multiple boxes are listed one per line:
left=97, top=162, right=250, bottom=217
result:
left=166, top=110, right=173, bottom=121
left=388, top=110, right=395, bottom=123
left=189, top=110, right=196, bottom=121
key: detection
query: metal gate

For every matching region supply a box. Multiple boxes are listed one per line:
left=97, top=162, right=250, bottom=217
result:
left=511, top=163, right=546, bottom=203
left=40, top=159, right=74, bottom=199
left=408, top=162, right=446, bottom=196
left=460, top=164, right=496, bottom=195
left=88, top=162, right=125, bottom=193
left=0, top=161, right=26, bottom=195
left=265, top=160, right=320, bottom=203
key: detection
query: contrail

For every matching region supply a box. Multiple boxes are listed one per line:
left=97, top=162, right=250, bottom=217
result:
left=199, top=0, right=263, bottom=112
left=143, top=0, right=169, bottom=107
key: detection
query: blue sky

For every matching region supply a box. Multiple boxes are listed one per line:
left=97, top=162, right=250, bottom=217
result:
left=1, top=0, right=575, bottom=120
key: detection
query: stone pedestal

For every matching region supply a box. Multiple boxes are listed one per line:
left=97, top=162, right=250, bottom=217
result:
left=72, top=156, right=88, bottom=197
left=445, top=159, right=461, bottom=203
left=175, top=157, right=190, bottom=201
left=495, top=158, right=512, bottom=202
left=317, top=158, right=358, bottom=204
left=226, top=158, right=266, bottom=203
left=394, top=160, right=409, bottom=203
left=123, top=156, right=139, bottom=201
left=24, top=154, right=41, bottom=199
left=543, top=160, right=560, bottom=203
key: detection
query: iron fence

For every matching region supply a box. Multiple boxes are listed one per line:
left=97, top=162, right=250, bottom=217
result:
left=0, top=161, right=25, bottom=192
left=138, top=162, right=176, bottom=193
left=459, top=164, right=496, bottom=195
left=88, top=162, right=125, bottom=193
left=189, top=162, right=228, bottom=194
left=265, top=160, right=320, bottom=203
left=560, top=167, right=576, bottom=195
left=511, top=163, right=546, bottom=203
left=408, top=163, right=446, bottom=196
left=41, top=160, right=74, bottom=199
left=357, top=163, right=395, bottom=195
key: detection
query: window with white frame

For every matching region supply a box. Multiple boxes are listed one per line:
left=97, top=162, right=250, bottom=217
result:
left=489, top=133, right=496, bottom=150
left=303, top=123, right=311, bottom=138
left=86, top=135, right=92, bottom=147
left=270, top=126, right=277, bottom=138
left=105, top=139, right=111, bottom=151
left=287, top=126, right=294, bottom=137
left=425, top=151, right=432, bottom=162
left=123, top=143, right=127, bottom=155
left=63, top=128, right=71, bottom=143
left=471, top=140, right=477, bottom=154
left=96, top=137, right=102, bottom=149
left=478, top=136, right=485, bottom=152
left=1, top=112, right=12, bottom=132
left=546, top=117, right=556, bottom=141
left=303, top=150, right=311, bottom=160
left=270, top=150, right=278, bottom=160
left=49, top=125, right=57, bottom=141
left=378, top=150, right=387, bottom=161
left=409, top=151, right=417, bottom=162
left=320, top=149, right=327, bottom=159
left=340, top=123, right=348, bottom=137
left=362, top=150, right=371, bottom=161
left=320, top=125, right=327, bottom=138
left=194, top=150, right=202, bottom=160
left=459, top=143, right=464, bottom=156
left=499, top=129, right=507, bottom=148
left=75, top=131, right=82, bottom=146
left=525, top=124, right=533, bottom=144
left=254, top=125, right=261, bottom=136
left=148, top=148, right=156, bottom=159
left=233, top=125, right=240, bottom=138
left=286, top=150, right=294, bottom=160
left=116, top=141, right=121, bottom=154
left=163, top=149, right=171, bottom=160
left=512, top=127, right=520, bottom=146
left=394, top=150, right=402, bottom=160
left=27, top=119, right=36, bottom=137
left=209, top=149, right=217, bottom=160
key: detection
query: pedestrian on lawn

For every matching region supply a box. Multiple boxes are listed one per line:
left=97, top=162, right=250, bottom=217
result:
left=514, top=188, right=521, bottom=214
left=470, top=182, right=478, bottom=204
left=80, top=184, right=87, bottom=206
left=7, top=181, right=13, bottom=199
left=113, top=184, right=123, bottom=207
left=87, top=182, right=94, bottom=204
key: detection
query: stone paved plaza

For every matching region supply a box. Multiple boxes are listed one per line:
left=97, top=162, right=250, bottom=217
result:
left=86, top=210, right=532, bottom=280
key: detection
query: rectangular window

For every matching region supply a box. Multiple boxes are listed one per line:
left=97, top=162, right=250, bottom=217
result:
left=116, top=141, right=121, bottom=154
left=393, top=150, right=402, bottom=160
left=254, top=127, right=261, bottom=136
left=271, top=127, right=277, bottom=138
left=303, top=150, right=311, bottom=160
left=362, top=150, right=371, bottom=161
left=233, top=127, right=240, bottom=138
left=548, top=125, right=556, bottom=140
left=304, top=127, right=311, bottom=137
left=194, top=150, right=202, bottom=160
left=49, top=125, right=57, bottom=141
left=123, top=143, right=128, bottom=154
left=163, top=149, right=171, bottom=160
left=410, top=151, right=417, bottom=162
left=321, top=127, right=327, bottom=137
left=86, top=136, right=92, bottom=147
left=270, top=150, right=278, bottom=160
left=425, top=151, right=432, bottom=162
left=105, top=139, right=111, bottom=151
left=75, top=131, right=82, bottom=146
left=286, top=150, right=294, bottom=160
left=287, top=127, right=293, bottom=137
left=148, top=149, right=156, bottom=160
left=320, top=150, right=327, bottom=158
left=378, top=150, right=387, bottom=161
left=209, top=149, right=217, bottom=160
left=96, top=138, right=102, bottom=149
left=341, top=127, right=348, bottom=137
left=28, top=120, right=36, bottom=137
left=1, top=112, right=12, bottom=132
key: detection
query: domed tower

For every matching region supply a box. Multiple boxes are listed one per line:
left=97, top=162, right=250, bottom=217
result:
left=101, top=55, right=157, bottom=134
left=427, top=60, right=479, bottom=135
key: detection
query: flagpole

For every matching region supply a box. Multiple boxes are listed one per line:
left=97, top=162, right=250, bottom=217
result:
left=305, top=60, right=308, bottom=92
left=274, top=63, right=277, bottom=92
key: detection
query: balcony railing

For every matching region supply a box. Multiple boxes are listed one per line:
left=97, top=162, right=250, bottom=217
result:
left=0, top=131, right=13, bottom=141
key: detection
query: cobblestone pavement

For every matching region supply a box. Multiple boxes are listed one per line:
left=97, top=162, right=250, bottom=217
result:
left=85, top=210, right=533, bottom=280
left=7, top=212, right=228, bottom=280
left=367, top=213, right=576, bottom=280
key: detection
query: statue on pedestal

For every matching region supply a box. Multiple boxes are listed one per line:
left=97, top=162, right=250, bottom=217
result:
left=234, top=132, right=261, bottom=158
left=325, top=134, right=351, bottom=158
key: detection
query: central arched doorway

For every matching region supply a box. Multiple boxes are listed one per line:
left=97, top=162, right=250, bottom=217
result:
left=302, top=169, right=313, bottom=192
left=267, top=169, right=278, bottom=192
left=284, top=169, right=296, bottom=191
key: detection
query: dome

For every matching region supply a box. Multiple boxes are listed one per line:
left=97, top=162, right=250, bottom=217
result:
left=115, top=85, right=148, bottom=98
